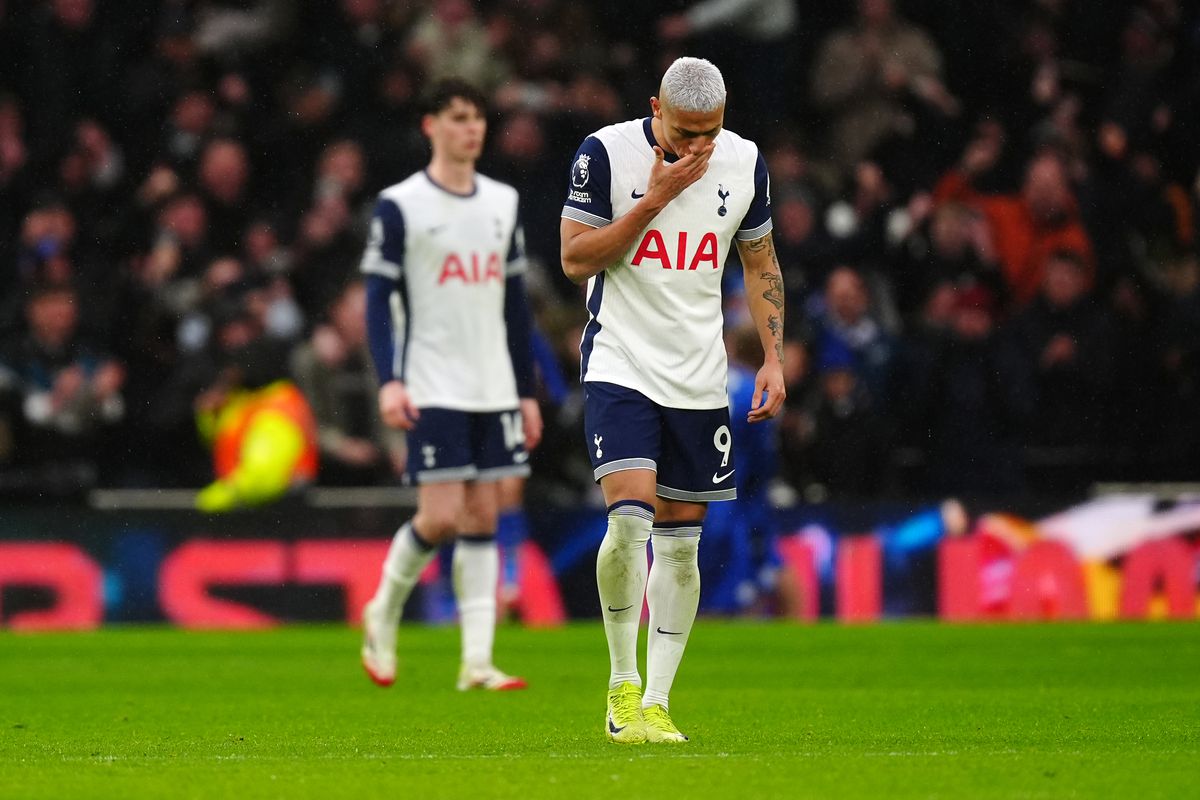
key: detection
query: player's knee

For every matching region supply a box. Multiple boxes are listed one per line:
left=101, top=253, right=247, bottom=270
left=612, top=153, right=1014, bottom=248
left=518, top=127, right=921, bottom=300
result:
left=414, top=509, right=458, bottom=542
left=459, top=484, right=499, bottom=532
left=459, top=508, right=498, bottom=534
left=599, top=470, right=656, bottom=508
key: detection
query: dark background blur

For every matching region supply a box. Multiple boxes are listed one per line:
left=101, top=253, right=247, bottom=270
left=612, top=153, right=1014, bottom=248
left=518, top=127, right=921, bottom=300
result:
left=0, top=0, right=1197, bottom=506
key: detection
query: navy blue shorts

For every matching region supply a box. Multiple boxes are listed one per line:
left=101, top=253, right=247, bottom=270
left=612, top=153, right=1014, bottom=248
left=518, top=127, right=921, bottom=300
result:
left=583, top=381, right=736, bottom=502
left=406, top=408, right=530, bottom=485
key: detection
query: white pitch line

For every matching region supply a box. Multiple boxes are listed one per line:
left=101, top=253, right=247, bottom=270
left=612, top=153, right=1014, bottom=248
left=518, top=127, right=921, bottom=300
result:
left=52, top=750, right=1044, bottom=764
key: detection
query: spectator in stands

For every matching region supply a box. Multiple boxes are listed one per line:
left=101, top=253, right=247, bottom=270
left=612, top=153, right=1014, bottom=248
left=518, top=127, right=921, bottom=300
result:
left=1009, top=249, right=1117, bottom=446
left=19, top=0, right=120, bottom=169
left=1155, top=252, right=1200, bottom=476
left=120, top=3, right=204, bottom=169
left=489, top=0, right=608, bottom=96
left=15, top=199, right=79, bottom=287
left=346, top=62, right=427, bottom=191
left=811, top=0, right=953, bottom=171
left=311, top=139, right=371, bottom=233
left=771, top=188, right=835, bottom=310
left=902, top=285, right=1033, bottom=495
left=6, top=199, right=110, bottom=335
left=890, top=200, right=1006, bottom=319
left=279, top=142, right=371, bottom=314
left=56, top=119, right=127, bottom=270
left=0, top=283, right=125, bottom=486
left=290, top=279, right=404, bottom=485
left=197, top=138, right=253, bottom=254
left=1001, top=8, right=1076, bottom=149
left=162, top=91, right=217, bottom=173
left=142, top=192, right=212, bottom=290
left=0, top=93, right=32, bottom=282
left=830, top=159, right=902, bottom=270
left=406, top=0, right=510, bottom=92
left=1101, top=7, right=1177, bottom=153
left=489, top=5, right=569, bottom=110
left=796, top=338, right=891, bottom=499
left=1085, top=11, right=1191, bottom=280
left=307, top=0, right=402, bottom=117
left=936, top=144, right=1094, bottom=308
left=762, top=131, right=834, bottom=202
left=1090, top=117, right=1192, bottom=290
left=242, top=217, right=293, bottom=277
left=290, top=190, right=360, bottom=317
left=804, top=265, right=897, bottom=409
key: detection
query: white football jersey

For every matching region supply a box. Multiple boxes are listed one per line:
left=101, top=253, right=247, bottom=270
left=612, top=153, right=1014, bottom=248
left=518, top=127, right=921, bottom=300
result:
left=361, top=170, right=525, bottom=411
left=562, top=118, right=772, bottom=409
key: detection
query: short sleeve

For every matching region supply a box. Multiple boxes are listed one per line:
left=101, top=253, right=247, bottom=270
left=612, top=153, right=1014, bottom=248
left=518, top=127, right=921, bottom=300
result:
left=560, top=136, right=612, bottom=228
left=735, top=151, right=773, bottom=241
left=360, top=197, right=405, bottom=279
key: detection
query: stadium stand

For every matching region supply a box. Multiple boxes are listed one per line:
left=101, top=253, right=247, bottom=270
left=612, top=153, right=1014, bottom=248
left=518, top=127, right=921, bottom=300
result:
left=0, top=0, right=1197, bottom=502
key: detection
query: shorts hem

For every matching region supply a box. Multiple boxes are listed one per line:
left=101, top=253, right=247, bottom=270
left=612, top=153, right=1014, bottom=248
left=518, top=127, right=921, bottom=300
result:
left=594, top=458, right=657, bottom=482
left=655, top=484, right=737, bottom=503
left=414, top=466, right=478, bottom=484
left=474, top=464, right=532, bottom=482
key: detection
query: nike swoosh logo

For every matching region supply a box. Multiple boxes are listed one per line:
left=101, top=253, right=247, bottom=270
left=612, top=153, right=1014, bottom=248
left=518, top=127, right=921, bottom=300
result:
left=656, top=627, right=683, bottom=635
left=608, top=716, right=625, bottom=734
left=631, top=189, right=645, bottom=199
left=712, top=470, right=734, bottom=483
left=513, top=452, right=529, bottom=464
left=607, top=604, right=634, bottom=613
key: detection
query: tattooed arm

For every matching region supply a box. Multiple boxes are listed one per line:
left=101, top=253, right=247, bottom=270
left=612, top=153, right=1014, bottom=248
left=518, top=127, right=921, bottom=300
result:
left=735, top=232, right=787, bottom=422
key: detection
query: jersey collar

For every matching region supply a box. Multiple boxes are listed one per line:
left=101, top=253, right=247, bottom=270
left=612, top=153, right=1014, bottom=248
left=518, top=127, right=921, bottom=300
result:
left=642, top=117, right=679, bottom=163
left=422, top=169, right=478, bottom=198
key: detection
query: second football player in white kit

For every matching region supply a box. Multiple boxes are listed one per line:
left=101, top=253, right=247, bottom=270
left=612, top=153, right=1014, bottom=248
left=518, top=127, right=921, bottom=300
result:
left=360, top=80, right=542, bottom=692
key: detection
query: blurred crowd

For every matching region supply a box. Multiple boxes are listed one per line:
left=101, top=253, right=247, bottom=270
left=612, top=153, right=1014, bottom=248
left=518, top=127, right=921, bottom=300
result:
left=0, top=0, right=1197, bottom=502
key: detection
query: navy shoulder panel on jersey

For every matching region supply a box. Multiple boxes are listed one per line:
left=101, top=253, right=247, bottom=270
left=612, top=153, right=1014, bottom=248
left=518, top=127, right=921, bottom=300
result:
left=361, top=196, right=406, bottom=279
left=735, top=151, right=773, bottom=241
left=561, top=135, right=612, bottom=228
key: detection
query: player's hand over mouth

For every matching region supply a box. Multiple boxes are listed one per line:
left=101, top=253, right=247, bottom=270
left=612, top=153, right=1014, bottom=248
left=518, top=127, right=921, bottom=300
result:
left=645, top=143, right=714, bottom=207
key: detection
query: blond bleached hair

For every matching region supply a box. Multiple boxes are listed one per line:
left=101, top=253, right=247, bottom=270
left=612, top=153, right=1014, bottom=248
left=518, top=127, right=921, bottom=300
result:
left=659, top=57, right=726, bottom=113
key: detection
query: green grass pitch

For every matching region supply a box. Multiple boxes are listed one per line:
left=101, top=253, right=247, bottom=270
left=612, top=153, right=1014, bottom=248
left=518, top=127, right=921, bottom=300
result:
left=2, top=622, right=1198, bottom=798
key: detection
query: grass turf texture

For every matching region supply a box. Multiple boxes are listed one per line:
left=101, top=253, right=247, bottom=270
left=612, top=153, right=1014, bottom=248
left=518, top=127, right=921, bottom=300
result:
left=2, top=622, right=1198, bottom=799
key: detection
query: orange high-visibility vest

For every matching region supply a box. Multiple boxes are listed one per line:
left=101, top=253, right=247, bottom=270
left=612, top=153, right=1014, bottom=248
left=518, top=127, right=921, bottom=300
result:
left=212, top=381, right=319, bottom=482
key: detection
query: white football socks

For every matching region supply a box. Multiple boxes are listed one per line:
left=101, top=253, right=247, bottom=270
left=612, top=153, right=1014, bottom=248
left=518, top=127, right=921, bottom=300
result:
left=597, top=501, right=654, bottom=690
left=453, top=534, right=500, bottom=669
left=643, top=523, right=701, bottom=710
left=372, top=521, right=437, bottom=624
